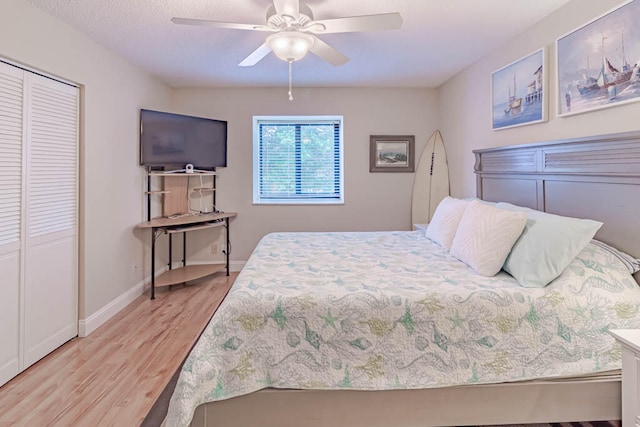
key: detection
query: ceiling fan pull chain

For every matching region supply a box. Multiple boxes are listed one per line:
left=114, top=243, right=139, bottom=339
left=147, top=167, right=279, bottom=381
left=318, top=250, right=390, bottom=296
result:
left=288, top=59, right=294, bottom=101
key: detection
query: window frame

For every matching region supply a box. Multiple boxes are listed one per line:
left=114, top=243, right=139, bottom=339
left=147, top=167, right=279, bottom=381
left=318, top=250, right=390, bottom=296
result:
left=252, top=115, right=345, bottom=205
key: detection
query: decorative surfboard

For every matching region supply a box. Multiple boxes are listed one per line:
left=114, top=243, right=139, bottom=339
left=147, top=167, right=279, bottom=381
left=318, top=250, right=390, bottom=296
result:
left=411, top=130, right=450, bottom=226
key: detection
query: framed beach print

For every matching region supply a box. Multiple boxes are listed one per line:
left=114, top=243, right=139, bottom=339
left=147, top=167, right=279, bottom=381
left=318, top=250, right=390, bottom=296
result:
left=557, top=0, right=640, bottom=117
left=369, top=135, right=415, bottom=172
left=491, top=48, right=547, bottom=130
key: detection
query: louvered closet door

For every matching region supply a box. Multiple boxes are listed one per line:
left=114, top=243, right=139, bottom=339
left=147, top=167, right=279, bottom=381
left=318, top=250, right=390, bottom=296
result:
left=23, top=72, right=78, bottom=368
left=0, top=62, right=23, bottom=386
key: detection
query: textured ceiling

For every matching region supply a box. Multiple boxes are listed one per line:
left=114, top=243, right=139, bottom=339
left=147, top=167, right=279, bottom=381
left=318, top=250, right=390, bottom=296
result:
left=26, top=0, right=571, bottom=88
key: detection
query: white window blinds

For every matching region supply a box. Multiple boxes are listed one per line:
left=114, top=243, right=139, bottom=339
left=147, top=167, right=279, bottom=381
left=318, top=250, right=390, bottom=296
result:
left=253, top=116, right=344, bottom=204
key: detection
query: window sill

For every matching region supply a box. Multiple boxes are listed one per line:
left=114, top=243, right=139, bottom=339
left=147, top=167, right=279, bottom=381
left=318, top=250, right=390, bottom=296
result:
left=253, top=199, right=344, bottom=206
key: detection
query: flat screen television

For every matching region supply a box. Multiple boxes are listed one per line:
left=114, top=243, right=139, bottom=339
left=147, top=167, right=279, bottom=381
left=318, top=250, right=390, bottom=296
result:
left=140, top=109, right=227, bottom=169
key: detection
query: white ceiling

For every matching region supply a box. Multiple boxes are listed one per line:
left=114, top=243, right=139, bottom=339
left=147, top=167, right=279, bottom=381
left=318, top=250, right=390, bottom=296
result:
left=25, top=0, right=571, bottom=89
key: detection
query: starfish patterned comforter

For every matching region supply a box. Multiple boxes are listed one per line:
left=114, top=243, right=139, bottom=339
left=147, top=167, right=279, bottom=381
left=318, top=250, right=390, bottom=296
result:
left=165, top=231, right=640, bottom=426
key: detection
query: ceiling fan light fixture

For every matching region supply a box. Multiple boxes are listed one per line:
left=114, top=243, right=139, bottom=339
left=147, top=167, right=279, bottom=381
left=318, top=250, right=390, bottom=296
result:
left=267, top=31, right=315, bottom=62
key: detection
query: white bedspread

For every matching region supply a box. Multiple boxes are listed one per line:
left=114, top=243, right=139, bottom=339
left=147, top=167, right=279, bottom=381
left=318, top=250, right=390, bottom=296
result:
left=165, top=231, right=640, bottom=426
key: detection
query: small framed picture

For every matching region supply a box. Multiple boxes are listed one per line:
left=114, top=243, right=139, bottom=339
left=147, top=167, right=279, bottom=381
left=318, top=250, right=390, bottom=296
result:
left=369, top=135, right=415, bottom=172
left=491, top=48, right=547, bottom=130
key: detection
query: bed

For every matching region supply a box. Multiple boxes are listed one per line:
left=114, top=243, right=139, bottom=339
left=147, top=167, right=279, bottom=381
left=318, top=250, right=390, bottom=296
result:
left=165, top=131, right=640, bottom=427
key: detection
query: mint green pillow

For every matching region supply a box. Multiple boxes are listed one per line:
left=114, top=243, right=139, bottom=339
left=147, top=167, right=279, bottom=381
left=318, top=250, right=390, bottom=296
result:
left=497, top=203, right=603, bottom=288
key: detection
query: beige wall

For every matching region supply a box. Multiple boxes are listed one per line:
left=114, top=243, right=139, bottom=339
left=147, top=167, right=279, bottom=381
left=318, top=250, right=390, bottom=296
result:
left=0, top=0, right=172, bottom=318
left=0, top=1, right=437, bottom=324
left=439, top=0, right=640, bottom=198
left=171, top=87, right=439, bottom=262
left=6, top=0, right=635, bottom=326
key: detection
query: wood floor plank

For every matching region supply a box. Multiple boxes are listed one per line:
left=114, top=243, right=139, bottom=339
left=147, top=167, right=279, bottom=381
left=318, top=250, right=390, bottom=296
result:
left=0, top=273, right=236, bottom=426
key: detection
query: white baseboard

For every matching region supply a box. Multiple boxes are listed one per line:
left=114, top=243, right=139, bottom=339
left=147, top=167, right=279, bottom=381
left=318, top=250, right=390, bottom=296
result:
left=78, top=276, right=147, bottom=337
left=78, top=261, right=245, bottom=337
left=230, top=260, right=246, bottom=271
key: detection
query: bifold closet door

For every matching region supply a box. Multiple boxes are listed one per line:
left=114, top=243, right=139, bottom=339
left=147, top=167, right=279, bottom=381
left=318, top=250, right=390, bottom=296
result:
left=0, top=60, right=78, bottom=385
left=0, top=62, right=23, bottom=386
left=23, top=72, right=79, bottom=368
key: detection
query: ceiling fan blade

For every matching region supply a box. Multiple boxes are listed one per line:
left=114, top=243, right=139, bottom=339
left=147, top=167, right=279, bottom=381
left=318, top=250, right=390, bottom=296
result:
left=238, top=43, right=273, bottom=67
left=171, top=17, right=274, bottom=32
left=273, top=0, right=300, bottom=20
left=309, top=37, right=349, bottom=66
left=307, top=12, right=402, bottom=34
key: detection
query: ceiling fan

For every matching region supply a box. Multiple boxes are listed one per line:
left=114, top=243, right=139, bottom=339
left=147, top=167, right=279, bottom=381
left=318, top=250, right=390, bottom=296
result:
left=171, top=0, right=403, bottom=68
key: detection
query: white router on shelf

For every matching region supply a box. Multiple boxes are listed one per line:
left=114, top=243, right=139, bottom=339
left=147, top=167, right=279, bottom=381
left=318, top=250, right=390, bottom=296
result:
left=162, top=164, right=213, bottom=174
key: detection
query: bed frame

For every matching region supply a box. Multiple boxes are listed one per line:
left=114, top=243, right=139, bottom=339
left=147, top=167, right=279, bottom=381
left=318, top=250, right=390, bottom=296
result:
left=188, top=131, right=640, bottom=427
left=474, top=130, right=640, bottom=267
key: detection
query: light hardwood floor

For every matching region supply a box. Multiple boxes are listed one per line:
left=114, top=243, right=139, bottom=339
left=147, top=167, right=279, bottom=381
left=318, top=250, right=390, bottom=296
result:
left=0, top=273, right=236, bottom=426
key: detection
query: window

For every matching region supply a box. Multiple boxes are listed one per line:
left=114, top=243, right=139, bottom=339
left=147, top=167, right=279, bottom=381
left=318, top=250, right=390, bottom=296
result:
left=253, top=116, right=344, bottom=204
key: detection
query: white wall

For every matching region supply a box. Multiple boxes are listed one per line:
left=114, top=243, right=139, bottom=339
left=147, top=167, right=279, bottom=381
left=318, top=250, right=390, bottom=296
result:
left=171, top=87, right=439, bottom=262
left=439, top=0, right=640, bottom=198
left=0, top=0, right=171, bottom=320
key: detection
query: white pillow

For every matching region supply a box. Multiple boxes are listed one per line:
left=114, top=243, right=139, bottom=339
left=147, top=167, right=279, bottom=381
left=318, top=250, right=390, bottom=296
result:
left=495, top=203, right=603, bottom=288
left=450, top=200, right=527, bottom=276
left=425, top=197, right=470, bottom=250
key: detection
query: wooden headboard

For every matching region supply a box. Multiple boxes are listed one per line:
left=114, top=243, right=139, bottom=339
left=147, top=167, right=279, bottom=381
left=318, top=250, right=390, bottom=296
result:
left=474, top=131, right=640, bottom=267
